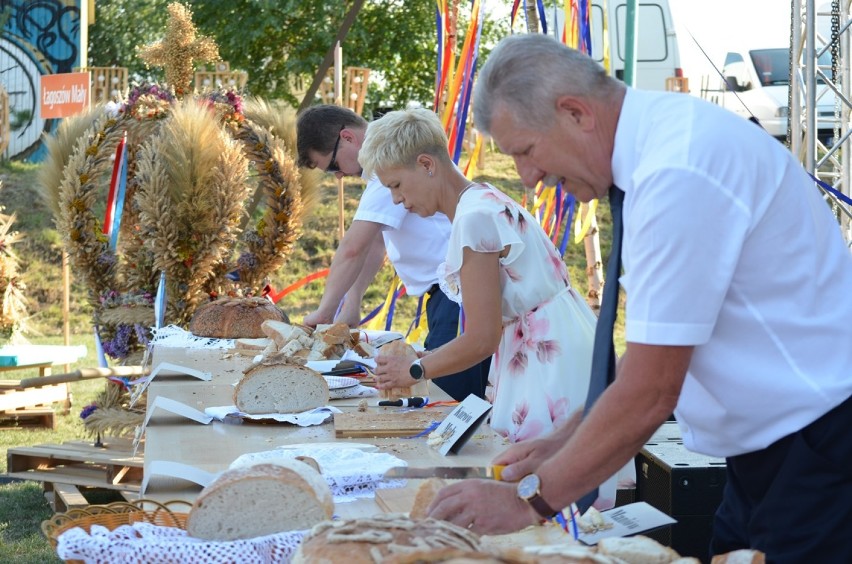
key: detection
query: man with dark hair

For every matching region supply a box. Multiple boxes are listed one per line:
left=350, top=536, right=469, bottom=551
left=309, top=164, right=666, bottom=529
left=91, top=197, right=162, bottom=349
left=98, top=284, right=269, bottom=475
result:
left=296, top=105, right=488, bottom=401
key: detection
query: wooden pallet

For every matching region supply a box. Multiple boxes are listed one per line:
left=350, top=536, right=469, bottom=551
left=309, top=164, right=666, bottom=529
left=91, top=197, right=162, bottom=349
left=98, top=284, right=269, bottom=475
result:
left=5, top=438, right=143, bottom=497
left=0, top=407, right=56, bottom=429
left=0, top=378, right=71, bottom=422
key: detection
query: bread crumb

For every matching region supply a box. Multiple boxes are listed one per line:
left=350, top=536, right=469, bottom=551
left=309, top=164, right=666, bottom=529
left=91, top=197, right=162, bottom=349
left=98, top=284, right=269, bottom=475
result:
left=357, top=399, right=368, bottom=412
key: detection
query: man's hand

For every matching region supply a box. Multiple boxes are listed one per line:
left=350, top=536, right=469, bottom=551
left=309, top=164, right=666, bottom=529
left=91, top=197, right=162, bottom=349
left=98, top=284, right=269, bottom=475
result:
left=494, top=410, right=582, bottom=482
left=427, top=480, right=539, bottom=535
left=374, top=354, right=417, bottom=390
left=334, top=299, right=362, bottom=328
left=302, top=310, right=332, bottom=329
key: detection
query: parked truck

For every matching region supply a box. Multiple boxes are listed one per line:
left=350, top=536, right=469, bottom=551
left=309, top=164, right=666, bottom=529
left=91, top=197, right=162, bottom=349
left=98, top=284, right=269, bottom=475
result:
left=710, top=47, right=839, bottom=144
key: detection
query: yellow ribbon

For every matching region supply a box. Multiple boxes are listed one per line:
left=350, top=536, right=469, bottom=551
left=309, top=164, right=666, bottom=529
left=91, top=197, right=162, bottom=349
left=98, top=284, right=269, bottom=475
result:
left=574, top=200, right=598, bottom=243
left=366, top=274, right=402, bottom=331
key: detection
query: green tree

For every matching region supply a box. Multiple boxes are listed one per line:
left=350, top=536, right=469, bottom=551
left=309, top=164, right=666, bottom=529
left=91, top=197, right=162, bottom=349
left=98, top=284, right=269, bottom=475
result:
left=88, top=0, right=508, bottom=114
left=87, top=0, right=171, bottom=82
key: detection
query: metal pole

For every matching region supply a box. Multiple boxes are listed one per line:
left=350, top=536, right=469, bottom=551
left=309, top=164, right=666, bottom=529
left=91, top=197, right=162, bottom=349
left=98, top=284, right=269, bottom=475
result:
left=792, top=0, right=803, bottom=156
left=806, top=0, right=817, bottom=171
left=624, top=0, right=639, bottom=87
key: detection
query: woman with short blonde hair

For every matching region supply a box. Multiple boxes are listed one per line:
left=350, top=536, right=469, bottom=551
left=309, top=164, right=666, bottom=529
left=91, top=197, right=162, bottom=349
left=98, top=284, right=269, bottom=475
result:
left=366, top=109, right=602, bottom=477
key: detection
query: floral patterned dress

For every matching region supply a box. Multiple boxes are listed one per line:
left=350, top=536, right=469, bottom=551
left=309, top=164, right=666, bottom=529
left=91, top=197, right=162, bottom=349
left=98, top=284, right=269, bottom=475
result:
left=438, top=183, right=633, bottom=509
left=438, top=183, right=596, bottom=441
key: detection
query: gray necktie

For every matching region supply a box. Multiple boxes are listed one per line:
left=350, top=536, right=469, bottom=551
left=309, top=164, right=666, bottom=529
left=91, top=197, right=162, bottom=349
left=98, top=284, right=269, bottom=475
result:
left=576, top=184, right=623, bottom=513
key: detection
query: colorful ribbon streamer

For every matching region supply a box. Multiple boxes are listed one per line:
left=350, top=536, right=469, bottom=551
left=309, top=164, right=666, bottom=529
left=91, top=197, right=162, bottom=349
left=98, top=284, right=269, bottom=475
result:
left=108, top=137, right=129, bottom=250
left=154, top=271, right=166, bottom=329
left=267, top=269, right=331, bottom=304
left=103, top=132, right=127, bottom=236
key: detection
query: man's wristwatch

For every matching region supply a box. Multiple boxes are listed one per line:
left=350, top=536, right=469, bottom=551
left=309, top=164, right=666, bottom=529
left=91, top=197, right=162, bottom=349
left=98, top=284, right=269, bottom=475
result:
left=516, top=473, right=559, bottom=519
left=409, top=358, right=425, bottom=380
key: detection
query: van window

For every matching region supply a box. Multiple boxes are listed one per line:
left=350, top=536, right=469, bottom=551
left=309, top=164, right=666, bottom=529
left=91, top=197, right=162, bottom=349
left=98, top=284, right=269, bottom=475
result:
left=588, top=3, right=668, bottom=63
left=615, top=4, right=668, bottom=62
left=749, top=48, right=833, bottom=86
left=723, top=60, right=751, bottom=90
left=750, top=49, right=788, bottom=86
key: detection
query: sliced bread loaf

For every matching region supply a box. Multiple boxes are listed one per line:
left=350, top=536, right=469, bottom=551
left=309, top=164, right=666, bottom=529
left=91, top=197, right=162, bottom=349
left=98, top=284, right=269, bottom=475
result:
left=596, top=535, right=681, bottom=563
left=235, top=354, right=329, bottom=414
left=292, top=514, right=482, bottom=564
left=186, top=461, right=333, bottom=541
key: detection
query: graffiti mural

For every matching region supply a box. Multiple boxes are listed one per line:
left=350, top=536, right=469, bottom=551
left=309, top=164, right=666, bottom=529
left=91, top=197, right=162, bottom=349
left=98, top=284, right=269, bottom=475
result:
left=0, top=0, right=82, bottom=161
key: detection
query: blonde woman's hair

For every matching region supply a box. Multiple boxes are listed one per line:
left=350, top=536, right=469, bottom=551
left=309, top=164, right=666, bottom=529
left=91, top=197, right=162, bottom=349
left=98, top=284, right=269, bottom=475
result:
left=359, top=108, right=452, bottom=178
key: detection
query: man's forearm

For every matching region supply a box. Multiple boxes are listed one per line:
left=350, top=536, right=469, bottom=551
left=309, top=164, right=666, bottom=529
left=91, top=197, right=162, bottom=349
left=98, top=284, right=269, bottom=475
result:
left=315, top=221, right=383, bottom=320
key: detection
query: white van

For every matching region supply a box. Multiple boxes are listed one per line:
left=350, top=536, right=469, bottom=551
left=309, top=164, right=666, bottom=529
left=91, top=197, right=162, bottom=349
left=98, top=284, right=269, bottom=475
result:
left=594, top=1, right=684, bottom=91
left=710, top=48, right=838, bottom=143
left=551, top=1, right=684, bottom=91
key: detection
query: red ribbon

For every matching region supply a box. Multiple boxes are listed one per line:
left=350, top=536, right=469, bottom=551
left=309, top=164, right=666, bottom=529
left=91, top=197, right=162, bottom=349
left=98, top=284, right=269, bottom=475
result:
left=266, top=269, right=330, bottom=304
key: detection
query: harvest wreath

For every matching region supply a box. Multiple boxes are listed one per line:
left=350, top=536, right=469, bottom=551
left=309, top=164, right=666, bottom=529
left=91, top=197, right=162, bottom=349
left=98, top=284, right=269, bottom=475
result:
left=37, top=2, right=319, bottom=436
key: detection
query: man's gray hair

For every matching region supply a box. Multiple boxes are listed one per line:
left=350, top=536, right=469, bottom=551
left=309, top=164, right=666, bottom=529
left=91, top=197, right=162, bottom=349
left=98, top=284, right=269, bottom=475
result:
left=474, top=34, right=616, bottom=134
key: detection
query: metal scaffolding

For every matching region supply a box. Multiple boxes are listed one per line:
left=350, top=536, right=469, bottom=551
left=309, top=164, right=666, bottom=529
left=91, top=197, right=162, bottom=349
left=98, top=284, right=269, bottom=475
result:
left=791, top=0, right=852, bottom=243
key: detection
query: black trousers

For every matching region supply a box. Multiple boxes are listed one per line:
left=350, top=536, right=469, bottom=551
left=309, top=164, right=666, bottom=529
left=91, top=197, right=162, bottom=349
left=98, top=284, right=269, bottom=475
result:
left=711, top=393, right=852, bottom=563
left=422, top=285, right=490, bottom=401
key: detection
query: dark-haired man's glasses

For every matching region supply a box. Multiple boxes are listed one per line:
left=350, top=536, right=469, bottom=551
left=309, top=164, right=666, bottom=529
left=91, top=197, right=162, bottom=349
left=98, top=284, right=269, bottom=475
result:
left=325, top=125, right=345, bottom=173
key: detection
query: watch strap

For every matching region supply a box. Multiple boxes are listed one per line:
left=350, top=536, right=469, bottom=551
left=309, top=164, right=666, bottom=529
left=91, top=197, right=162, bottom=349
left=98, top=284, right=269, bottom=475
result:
left=528, top=493, right=559, bottom=520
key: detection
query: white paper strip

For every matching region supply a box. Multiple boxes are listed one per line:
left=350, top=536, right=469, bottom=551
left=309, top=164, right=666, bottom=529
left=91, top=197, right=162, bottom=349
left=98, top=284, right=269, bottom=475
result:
left=141, top=460, right=219, bottom=495
left=129, top=362, right=212, bottom=407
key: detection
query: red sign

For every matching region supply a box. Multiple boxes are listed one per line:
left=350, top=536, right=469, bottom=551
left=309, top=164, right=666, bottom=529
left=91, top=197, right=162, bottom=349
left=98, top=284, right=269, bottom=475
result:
left=40, top=72, right=90, bottom=119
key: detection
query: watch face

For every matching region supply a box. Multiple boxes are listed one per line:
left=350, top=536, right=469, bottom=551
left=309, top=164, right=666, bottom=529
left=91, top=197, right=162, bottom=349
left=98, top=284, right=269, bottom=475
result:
left=409, top=360, right=424, bottom=379
left=517, top=473, right=541, bottom=499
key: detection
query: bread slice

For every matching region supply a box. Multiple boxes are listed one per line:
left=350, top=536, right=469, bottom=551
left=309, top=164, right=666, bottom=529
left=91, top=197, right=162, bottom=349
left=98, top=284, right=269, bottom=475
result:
left=410, top=477, right=446, bottom=519
left=235, top=354, right=329, bottom=414
left=315, top=322, right=352, bottom=345
left=186, top=461, right=333, bottom=541
left=711, top=549, right=766, bottom=564
left=352, top=340, right=377, bottom=358
left=596, top=535, right=681, bottom=563
left=261, top=320, right=300, bottom=347
left=234, top=337, right=271, bottom=351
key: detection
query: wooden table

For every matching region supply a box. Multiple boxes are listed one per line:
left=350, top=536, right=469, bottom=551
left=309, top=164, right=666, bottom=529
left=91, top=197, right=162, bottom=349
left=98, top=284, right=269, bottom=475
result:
left=141, top=364, right=507, bottom=518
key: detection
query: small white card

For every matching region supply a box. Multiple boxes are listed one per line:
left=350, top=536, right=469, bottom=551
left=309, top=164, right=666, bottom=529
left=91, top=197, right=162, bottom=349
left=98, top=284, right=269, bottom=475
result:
left=141, top=460, right=219, bottom=495
left=129, top=361, right=211, bottom=407
left=577, top=502, right=677, bottom=545
left=431, top=394, right=492, bottom=455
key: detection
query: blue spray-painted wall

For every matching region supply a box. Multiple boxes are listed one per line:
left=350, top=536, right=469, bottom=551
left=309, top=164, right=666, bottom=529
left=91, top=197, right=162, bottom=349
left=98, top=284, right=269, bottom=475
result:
left=1, top=0, right=83, bottom=161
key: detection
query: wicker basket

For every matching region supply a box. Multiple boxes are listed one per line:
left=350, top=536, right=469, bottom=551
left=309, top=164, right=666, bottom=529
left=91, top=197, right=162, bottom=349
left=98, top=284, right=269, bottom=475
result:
left=41, top=499, right=192, bottom=563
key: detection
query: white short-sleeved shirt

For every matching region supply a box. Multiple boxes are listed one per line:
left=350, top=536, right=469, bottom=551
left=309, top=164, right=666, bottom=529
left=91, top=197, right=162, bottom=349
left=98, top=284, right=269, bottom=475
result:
left=613, top=88, right=852, bottom=458
left=352, top=174, right=452, bottom=296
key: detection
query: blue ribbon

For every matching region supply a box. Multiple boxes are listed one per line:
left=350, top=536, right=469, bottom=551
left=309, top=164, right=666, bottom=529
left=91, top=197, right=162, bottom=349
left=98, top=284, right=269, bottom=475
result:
left=810, top=172, right=852, bottom=206
left=435, top=6, right=443, bottom=92
left=536, top=0, right=548, bottom=35
left=402, top=420, right=441, bottom=439
left=154, top=271, right=166, bottom=329
left=94, top=327, right=108, bottom=368
left=559, top=191, right=576, bottom=257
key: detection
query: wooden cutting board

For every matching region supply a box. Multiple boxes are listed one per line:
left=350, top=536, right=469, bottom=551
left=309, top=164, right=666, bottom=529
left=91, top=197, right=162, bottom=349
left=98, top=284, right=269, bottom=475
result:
left=375, top=483, right=420, bottom=514
left=333, top=410, right=445, bottom=438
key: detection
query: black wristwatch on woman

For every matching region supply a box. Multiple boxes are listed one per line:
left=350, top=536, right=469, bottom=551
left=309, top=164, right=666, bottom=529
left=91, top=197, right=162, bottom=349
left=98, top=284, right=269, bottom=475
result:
left=409, top=358, right=425, bottom=380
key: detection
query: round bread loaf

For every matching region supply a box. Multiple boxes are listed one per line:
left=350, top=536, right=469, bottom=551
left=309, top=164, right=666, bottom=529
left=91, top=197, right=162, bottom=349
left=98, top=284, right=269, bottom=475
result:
left=189, top=297, right=289, bottom=338
left=186, top=461, right=333, bottom=541
left=292, top=514, right=482, bottom=564
left=235, top=354, right=329, bottom=414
